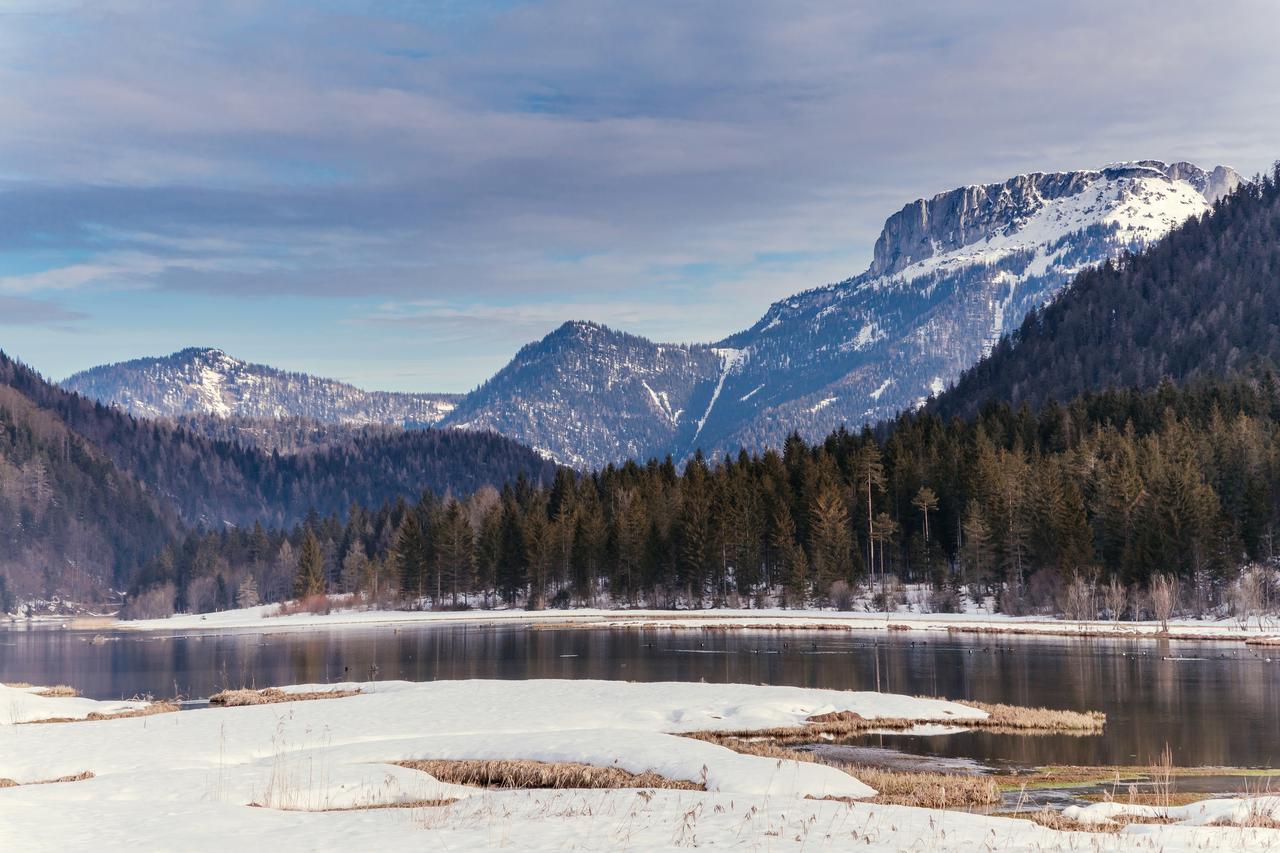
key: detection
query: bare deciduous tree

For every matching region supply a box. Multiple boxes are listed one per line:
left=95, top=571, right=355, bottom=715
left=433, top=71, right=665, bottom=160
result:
left=1103, top=576, right=1128, bottom=625
left=1149, top=574, right=1180, bottom=634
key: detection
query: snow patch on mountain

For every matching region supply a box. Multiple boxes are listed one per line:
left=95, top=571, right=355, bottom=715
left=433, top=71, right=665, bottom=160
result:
left=62, top=348, right=459, bottom=426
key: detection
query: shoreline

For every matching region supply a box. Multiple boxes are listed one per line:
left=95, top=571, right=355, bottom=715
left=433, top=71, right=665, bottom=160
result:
left=40, top=604, right=1280, bottom=644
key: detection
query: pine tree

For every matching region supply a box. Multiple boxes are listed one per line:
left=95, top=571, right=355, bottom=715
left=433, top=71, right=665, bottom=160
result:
left=809, top=487, right=853, bottom=593
left=295, top=528, right=325, bottom=598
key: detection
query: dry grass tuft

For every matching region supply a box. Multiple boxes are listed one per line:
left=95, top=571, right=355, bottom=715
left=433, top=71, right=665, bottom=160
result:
left=847, top=765, right=1000, bottom=808
left=398, top=758, right=703, bottom=791
left=952, top=700, right=1105, bottom=732
left=0, top=771, right=95, bottom=788
left=208, top=687, right=360, bottom=706
left=34, top=685, right=79, bottom=697
left=1, top=682, right=34, bottom=689
left=806, top=710, right=866, bottom=724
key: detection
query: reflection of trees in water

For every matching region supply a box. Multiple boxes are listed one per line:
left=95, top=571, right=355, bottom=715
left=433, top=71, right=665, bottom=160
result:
left=3, top=627, right=1277, bottom=769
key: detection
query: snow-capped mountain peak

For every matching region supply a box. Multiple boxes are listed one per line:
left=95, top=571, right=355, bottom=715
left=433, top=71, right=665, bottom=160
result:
left=62, top=349, right=460, bottom=427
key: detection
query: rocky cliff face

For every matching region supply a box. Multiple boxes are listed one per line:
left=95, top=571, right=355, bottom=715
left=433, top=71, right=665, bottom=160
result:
left=61, top=348, right=460, bottom=426
left=692, top=161, right=1242, bottom=457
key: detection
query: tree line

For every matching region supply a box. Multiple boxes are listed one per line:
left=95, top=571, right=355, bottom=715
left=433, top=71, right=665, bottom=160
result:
left=126, top=374, right=1280, bottom=619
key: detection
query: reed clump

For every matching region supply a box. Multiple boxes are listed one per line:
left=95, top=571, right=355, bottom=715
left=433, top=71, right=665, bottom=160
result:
left=952, top=700, right=1105, bottom=732
left=398, top=759, right=703, bottom=791
left=208, top=687, right=360, bottom=706
left=34, top=685, right=79, bottom=697
left=0, top=771, right=95, bottom=787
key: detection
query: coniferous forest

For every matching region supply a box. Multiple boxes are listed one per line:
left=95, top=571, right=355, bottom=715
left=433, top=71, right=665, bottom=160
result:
left=127, top=374, right=1280, bottom=619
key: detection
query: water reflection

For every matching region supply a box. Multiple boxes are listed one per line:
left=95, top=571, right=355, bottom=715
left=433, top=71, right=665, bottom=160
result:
left=2, top=624, right=1277, bottom=768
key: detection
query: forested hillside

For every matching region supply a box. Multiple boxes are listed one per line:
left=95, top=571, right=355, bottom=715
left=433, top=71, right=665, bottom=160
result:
left=933, top=165, right=1280, bottom=420
left=0, top=380, right=176, bottom=604
left=147, top=377, right=1280, bottom=618
left=0, top=352, right=558, bottom=602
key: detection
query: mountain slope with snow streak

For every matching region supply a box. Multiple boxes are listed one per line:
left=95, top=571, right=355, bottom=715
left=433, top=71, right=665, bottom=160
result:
left=694, top=160, right=1240, bottom=455
left=62, top=348, right=460, bottom=426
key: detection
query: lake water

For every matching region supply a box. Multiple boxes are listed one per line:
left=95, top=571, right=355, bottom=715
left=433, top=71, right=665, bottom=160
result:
left=3, top=622, right=1279, bottom=770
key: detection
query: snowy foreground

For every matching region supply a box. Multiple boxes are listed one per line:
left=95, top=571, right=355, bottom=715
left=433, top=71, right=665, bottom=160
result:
left=117, top=600, right=1280, bottom=643
left=3, top=680, right=1280, bottom=851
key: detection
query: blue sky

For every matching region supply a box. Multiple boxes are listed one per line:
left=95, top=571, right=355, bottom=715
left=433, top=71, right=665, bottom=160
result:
left=2, top=0, right=1278, bottom=392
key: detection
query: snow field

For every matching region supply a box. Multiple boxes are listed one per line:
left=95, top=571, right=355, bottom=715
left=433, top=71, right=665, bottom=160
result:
left=2, top=679, right=1279, bottom=850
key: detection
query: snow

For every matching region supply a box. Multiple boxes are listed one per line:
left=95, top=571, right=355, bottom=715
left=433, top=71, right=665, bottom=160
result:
left=1066, top=796, right=1280, bottom=828
left=868, top=378, right=892, bottom=401
left=110, top=600, right=1280, bottom=646
left=640, top=380, right=679, bottom=425
left=809, top=396, right=837, bottom=413
left=891, top=173, right=1210, bottom=289
left=739, top=383, right=765, bottom=402
left=3, top=678, right=1276, bottom=851
left=0, top=684, right=152, bottom=725
left=691, top=347, right=744, bottom=442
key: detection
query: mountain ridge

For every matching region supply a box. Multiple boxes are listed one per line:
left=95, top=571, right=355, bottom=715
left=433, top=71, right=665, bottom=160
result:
left=62, top=159, right=1243, bottom=469
left=62, top=347, right=460, bottom=426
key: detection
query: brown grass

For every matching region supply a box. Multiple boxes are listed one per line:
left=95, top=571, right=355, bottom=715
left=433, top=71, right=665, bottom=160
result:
left=20, top=702, right=179, bottom=725
left=0, top=771, right=95, bottom=788
left=691, top=699, right=1103, bottom=745
left=398, top=758, right=703, bottom=791
left=208, top=687, right=361, bottom=706
left=953, top=700, right=1105, bottom=732
left=1, top=683, right=81, bottom=696
left=685, top=732, right=999, bottom=808
left=33, top=685, right=79, bottom=697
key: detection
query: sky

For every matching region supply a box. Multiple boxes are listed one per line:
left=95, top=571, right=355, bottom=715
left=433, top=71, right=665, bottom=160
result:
left=2, top=1, right=1278, bottom=393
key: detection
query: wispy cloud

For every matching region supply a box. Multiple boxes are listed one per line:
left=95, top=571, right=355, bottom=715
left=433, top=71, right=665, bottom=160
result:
left=1, top=0, right=1277, bottom=385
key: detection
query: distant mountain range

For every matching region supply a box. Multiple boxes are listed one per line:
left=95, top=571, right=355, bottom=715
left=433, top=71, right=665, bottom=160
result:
left=61, top=160, right=1241, bottom=469
left=62, top=348, right=459, bottom=426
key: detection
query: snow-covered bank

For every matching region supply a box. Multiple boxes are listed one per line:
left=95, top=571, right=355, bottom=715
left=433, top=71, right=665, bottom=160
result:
left=0, top=684, right=154, bottom=725
left=1, top=679, right=1276, bottom=851
left=114, top=601, right=1280, bottom=643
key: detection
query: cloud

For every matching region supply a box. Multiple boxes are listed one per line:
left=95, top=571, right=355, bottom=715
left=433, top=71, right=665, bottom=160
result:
left=1, top=0, right=1278, bottom=386
left=0, top=296, right=85, bottom=328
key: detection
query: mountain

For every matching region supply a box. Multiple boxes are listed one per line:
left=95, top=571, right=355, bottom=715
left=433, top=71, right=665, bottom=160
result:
left=0, top=350, right=558, bottom=600
left=929, top=164, right=1280, bottom=421
left=441, top=321, right=727, bottom=468
left=62, top=347, right=460, bottom=426
left=439, top=160, right=1240, bottom=466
